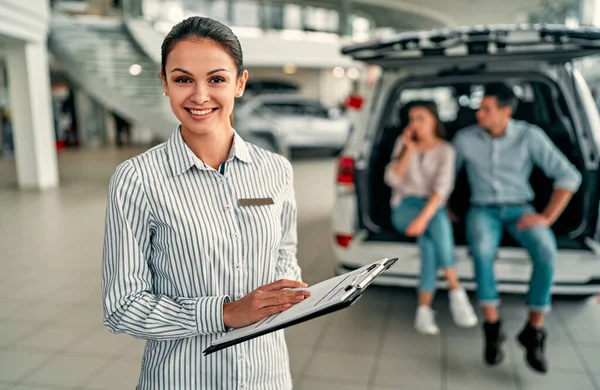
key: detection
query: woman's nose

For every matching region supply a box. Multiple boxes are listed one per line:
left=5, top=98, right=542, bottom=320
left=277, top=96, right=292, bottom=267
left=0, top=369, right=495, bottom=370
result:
left=191, top=85, right=210, bottom=104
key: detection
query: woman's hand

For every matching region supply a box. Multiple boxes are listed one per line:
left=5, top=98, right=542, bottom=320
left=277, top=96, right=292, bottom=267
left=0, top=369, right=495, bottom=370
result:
left=405, top=215, right=429, bottom=237
left=402, top=127, right=417, bottom=149
left=222, top=279, right=311, bottom=329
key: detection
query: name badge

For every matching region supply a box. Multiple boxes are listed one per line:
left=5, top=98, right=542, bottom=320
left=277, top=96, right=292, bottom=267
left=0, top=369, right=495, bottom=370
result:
left=238, top=198, right=275, bottom=206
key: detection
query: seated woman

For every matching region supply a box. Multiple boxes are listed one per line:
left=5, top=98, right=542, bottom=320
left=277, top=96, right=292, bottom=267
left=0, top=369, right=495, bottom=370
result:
left=384, top=101, right=478, bottom=335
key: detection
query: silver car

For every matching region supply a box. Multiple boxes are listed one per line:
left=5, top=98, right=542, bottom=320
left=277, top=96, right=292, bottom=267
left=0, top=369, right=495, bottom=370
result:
left=332, top=24, right=600, bottom=298
left=234, top=94, right=352, bottom=153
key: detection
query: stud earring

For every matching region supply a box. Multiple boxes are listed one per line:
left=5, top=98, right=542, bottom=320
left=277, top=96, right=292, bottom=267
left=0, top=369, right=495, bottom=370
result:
left=162, top=92, right=166, bottom=96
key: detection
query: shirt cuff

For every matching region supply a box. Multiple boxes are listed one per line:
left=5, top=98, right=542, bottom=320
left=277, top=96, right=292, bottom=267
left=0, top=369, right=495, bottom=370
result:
left=196, top=295, right=231, bottom=335
left=553, top=177, right=581, bottom=193
left=434, top=186, right=452, bottom=203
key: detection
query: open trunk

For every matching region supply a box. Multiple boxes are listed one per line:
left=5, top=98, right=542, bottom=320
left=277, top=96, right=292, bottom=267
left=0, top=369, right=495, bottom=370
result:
left=360, top=76, right=595, bottom=251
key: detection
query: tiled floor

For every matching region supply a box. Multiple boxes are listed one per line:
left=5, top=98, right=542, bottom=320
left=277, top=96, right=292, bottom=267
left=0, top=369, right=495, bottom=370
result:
left=1, top=148, right=599, bottom=390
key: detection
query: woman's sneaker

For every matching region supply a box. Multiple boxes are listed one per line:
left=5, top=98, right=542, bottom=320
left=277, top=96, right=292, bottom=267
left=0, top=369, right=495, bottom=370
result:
left=415, top=306, right=440, bottom=335
left=449, top=288, right=479, bottom=328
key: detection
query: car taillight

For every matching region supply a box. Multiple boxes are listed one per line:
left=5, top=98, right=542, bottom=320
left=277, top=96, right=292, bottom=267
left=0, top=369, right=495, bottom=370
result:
left=345, top=95, right=363, bottom=110
left=335, top=234, right=352, bottom=248
left=337, top=156, right=355, bottom=184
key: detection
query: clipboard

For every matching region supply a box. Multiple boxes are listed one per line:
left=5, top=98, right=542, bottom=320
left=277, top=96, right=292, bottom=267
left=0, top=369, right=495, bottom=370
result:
left=203, top=257, right=398, bottom=355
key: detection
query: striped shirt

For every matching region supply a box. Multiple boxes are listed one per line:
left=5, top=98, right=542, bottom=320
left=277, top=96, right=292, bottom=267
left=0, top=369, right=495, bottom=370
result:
left=102, top=127, right=302, bottom=390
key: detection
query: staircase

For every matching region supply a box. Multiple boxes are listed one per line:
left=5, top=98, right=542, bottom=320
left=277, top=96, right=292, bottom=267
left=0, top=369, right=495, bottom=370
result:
left=49, top=16, right=177, bottom=141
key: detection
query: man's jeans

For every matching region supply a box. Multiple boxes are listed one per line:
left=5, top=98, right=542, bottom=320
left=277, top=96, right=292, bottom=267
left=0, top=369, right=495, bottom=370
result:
left=391, top=197, right=455, bottom=293
left=466, top=204, right=557, bottom=312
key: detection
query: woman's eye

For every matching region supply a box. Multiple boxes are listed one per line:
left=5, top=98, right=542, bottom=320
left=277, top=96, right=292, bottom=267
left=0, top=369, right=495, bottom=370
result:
left=175, top=77, right=191, bottom=83
left=210, top=77, right=225, bottom=83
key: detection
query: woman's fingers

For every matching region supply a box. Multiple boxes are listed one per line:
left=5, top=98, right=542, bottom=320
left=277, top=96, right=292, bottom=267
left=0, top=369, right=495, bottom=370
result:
left=259, top=279, right=308, bottom=291
left=258, top=303, right=293, bottom=317
left=260, top=290, right=309, bottom=306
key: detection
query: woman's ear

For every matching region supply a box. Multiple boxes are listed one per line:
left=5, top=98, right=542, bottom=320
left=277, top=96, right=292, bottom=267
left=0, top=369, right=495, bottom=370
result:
left=160, top=71, right=168, bottom=96
left=236, top=69, right=249, bottom=98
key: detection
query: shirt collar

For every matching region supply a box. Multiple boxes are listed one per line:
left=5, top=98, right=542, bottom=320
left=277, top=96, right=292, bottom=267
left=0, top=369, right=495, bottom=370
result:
left=505, top=119, right=517, bottom=137
left=478, top=119, right=516, bottom=140
left=166, top=127, right=253, bottom=177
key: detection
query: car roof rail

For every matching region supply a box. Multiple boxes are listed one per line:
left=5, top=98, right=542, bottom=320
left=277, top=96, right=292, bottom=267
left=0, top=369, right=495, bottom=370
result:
left=340, top=24, right=600, bottom=62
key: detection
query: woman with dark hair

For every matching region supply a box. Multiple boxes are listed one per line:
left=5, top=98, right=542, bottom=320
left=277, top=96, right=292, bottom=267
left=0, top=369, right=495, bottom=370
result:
left=102, top=16, right=309, bottom=389
left=384, top=101, right=478, bottom=335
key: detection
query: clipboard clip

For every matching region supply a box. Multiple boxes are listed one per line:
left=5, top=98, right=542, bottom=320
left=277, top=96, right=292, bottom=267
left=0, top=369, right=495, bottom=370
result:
left=343, top=258, right=398, bottom=293
left=344, top=263, right=380, bottom=292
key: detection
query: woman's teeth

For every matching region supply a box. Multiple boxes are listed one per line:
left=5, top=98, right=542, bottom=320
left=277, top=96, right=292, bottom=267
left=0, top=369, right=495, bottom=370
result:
left=189, top=108, right=214, bottom=115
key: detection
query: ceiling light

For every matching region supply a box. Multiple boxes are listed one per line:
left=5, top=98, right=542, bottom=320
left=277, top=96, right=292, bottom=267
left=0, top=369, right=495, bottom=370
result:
left=282, top=63, right=297, bottom=75
left=347, top=67, right=360, bottom=80
left=129, top=64, right=142, bottom=76
left=333, top=67, right=345, bottom=78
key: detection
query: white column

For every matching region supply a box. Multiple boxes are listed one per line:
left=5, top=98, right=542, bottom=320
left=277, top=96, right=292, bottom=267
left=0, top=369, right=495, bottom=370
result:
left=580, top=0, right=600, bottom=26
left=5, top=40, right=59, bottom=190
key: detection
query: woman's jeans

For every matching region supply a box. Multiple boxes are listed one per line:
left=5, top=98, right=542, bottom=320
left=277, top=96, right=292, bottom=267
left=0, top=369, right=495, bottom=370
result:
left=391, top=197, right=454, bottom=292
left=466, top=204, right=556, bottom=313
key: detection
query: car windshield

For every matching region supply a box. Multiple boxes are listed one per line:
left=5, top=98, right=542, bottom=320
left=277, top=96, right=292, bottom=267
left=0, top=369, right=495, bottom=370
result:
left=261, top=101, right=329, bottom=118
left=395, top=83, right=535, bottom=123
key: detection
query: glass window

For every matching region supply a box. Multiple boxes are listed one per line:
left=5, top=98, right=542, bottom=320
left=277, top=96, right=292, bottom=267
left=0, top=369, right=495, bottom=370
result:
left=263, top=3, right=284, bottom=30
left=0, top=59, right=8, bottom=109
left=396, top=83, right=534, bottom=124
left=209, top=0, right=228, bottom=22
left=399, top=87, right=458, bottom=122
left=283, top=4, right=303, bottom=30
left=262, top=102, right=305, bottom=116
left=260, top=101, right=329, bottom=118
left=302, top=102, right=329, bottom=118
left=303, top=6, right=339, bottom=33
left=352, top=16, right=371, bottom=41
left=232, top=0, right=260, bottom=27
left=176, top=0, right=214, bottom=18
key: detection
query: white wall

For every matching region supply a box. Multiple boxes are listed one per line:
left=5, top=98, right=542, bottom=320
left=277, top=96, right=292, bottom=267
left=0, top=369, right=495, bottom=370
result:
left=0, top=0, right=50, bottom=43
left=246, top=67, right=320, bottom=100
left=127, top=19, right=362, bottom=69
left=318, top=69, right=353, bottom=108
left=246, top=67, right=353, bottom=108
left=127, top=19, right=357, bottom=107
left=233, top=29, right=360, bottom=69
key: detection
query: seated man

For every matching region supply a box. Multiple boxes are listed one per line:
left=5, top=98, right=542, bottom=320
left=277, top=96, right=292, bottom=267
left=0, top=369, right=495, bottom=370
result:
left=452, top=83, right=581, bottom=374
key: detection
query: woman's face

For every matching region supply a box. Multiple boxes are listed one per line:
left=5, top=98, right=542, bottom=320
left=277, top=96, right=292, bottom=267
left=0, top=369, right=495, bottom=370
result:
left=408, top=106, right=437, bottom=141
left=161, top=39, right=248, bottom=138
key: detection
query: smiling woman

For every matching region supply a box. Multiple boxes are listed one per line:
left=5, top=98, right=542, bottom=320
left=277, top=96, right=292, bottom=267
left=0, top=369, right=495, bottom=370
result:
left=159, top=17, right=249, bottom=169
left=102, top=16, right=308, bottom=390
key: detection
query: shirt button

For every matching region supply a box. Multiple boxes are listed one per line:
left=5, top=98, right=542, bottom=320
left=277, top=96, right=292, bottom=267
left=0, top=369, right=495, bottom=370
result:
left=238, top=354, right=244, bottom=360
left=233, top=233, right=239, bottom=239
left=240, top=385, right=245, bottom=390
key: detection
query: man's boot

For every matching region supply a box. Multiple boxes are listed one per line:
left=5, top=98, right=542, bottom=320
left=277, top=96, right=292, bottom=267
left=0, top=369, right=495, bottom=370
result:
left=483, top=320, right=505, bottom=365
left=517, top=323, right=548, bottom=374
